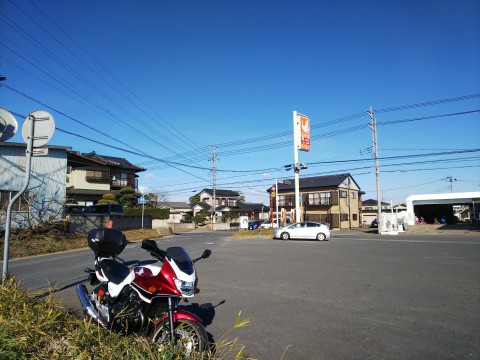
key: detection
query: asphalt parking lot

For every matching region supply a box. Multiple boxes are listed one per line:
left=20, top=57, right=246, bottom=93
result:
left=7, top=229, right=480, bottom=359
left=193, top=230, right=480, bottom=359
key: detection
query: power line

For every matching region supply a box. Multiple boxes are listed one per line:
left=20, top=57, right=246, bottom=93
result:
left=4, top=1, right=199, bottom=153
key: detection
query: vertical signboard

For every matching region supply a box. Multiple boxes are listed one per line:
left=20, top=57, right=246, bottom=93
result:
left=293, top=112, right=311, bottom=152
left=299, top=115, right=310, bottom=151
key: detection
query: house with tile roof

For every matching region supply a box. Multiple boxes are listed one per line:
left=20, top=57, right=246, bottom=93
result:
left=66, top=150, right=146, bottom=205
left=267, top=173, right=362, bottom=229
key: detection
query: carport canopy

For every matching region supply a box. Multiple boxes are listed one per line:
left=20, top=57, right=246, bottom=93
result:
left=405, top=192, right=480, bottom=225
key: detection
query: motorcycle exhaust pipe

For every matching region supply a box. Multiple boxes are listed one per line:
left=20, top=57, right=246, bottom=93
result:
left=76, top=284, right=108, bottom=329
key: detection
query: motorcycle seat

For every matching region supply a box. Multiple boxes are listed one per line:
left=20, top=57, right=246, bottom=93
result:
left=99, top=259, right=131, bottom=285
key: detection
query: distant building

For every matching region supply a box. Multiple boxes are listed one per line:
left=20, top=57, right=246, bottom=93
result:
left=268, top=173, right=362, bottom=229
left=191, top=189, right=269, bottom=221
left=157, top=202, right=192, bottom=223
left=66, top=150, right=145, bottom=205
left=0, top=142, right=70, bottom=229
left=361, top=199, right=391, bottom=227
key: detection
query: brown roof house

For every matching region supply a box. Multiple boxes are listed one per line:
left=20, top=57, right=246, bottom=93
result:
left=267, top=173, right=362, bottom=229
left=66, top=151, right=145, bottom=205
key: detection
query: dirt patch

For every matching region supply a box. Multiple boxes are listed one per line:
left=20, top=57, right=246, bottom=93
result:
left=0, top=228, right=163, bottom=260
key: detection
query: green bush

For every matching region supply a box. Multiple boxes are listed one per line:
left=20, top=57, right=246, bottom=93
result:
left=124, top=207, right=170, bottom=219
left=97, top=193, right=118, bottom=205
left=182, top=214, right=194, bottom=223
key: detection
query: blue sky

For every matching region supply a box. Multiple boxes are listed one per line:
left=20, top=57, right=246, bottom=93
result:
left=1, top=0, right=479, bottom=205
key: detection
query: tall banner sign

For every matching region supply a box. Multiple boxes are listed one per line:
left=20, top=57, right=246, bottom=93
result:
left=294, top=112, right=311, bottom=152
left=299, top=114, right=310, bottom=151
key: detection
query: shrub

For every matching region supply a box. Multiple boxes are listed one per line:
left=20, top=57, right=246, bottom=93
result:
left=97, top=193, right=118, bottom=205
left=124, top=207, right=170, bottom=219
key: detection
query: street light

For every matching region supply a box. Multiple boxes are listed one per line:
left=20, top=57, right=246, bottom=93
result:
left=276, top=178, right=291, bottom=228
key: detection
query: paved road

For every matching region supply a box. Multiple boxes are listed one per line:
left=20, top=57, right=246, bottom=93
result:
left=5, top=230, right=480, bottom=359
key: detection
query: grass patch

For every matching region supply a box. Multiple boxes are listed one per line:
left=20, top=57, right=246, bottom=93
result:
left=231, top=229, right=274, bottom=238
left=0, top=278, right=253, bottom=359
left=0, top=229, right=163, bottom=260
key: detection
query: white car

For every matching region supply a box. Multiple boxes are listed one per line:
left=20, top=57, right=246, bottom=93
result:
left=260, top=220, right=278, bottom=229
left=273, top=221, right=331, bottom=241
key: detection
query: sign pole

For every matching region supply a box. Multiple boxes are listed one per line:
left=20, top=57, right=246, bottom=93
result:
left=293, top=111, right=301, bottom=223
left=275, top=179, right=279, bottom=228
left=2, top=116, right=34, bottom=282
left=141, top=202, right=144, bottom=229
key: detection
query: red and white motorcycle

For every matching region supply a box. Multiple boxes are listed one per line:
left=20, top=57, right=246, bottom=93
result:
left=76, top=227, right=211, bottom=353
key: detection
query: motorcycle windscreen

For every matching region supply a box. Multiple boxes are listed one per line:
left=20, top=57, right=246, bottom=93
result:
left=166, top=247, right=194, bottom=275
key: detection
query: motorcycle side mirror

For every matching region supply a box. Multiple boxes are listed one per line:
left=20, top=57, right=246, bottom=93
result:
left=141, top=239, right=159, bottom=252
left=201, top=249, right=212, bottom=259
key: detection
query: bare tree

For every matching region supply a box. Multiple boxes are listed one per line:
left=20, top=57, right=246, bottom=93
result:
left=145, top=190, right=169, bottom=208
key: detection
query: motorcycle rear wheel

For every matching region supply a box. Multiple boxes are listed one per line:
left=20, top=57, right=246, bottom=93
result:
left=152, top=319, right=208, bottom=354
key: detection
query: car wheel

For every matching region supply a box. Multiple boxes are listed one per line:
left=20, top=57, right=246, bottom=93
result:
left=281, top=232, right=290, bottom=240
left=316, top=232, right=327, bottom=241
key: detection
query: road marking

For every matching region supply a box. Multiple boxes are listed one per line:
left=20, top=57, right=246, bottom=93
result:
left=336, top=237, right=480, bottom=245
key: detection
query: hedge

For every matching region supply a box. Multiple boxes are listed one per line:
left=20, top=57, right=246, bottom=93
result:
left=124, top=208, right=170, bottom=219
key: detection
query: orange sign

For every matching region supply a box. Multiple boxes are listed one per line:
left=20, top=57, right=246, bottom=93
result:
left=299, top=115, right=310, bottom=151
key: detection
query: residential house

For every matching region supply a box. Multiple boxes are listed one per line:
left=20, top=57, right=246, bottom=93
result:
left=361, top=199, right=391, bottom=227
left=157, top=202, right=192, bottom=223
left=236, top=203, right=270, bottom=220
left=0, top=142, right=70, bottom=229
left=268, top=173, right=362, bottom=229
left=191, top=189, right=269, bottom=222
left=66, top=150, right=145, bottom=205
left=191, top=188, right=240, bottom=219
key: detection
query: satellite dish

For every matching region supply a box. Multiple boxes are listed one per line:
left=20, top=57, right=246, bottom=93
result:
left=21, top=110, right=55, bottom=147
left=0, top=107, right=18, bottom=142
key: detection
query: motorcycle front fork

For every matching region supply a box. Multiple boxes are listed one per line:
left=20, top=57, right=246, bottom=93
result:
left=168, top=297, right=176, bottom=341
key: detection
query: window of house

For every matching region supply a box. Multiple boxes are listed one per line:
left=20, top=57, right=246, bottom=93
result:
left=86, top=170, right=109, bottom=182
left=320, top=192, right=331, bottom=205
left=308, top=193, right=320, bottom=205
left=0, top=190, right=30, bottom=211
left=340, top=213, right=349, bottom=221
left=351, top=192, right=356, bottom=199
left=365, top=206, right=373, bottom=210
left=227, top=199, right=237, bottom=207
left=340, top=190, right=347, bottom=198
left=307, top=192, right=332, bottom=206
left=353, top=214, right=358, bottom=221
left=278, top=195, right=294, bottom=207
left=111, top=172, right=135, bottom=188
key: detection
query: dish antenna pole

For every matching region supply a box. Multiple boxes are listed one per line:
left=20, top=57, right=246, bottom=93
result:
left=2, top=111, right=55, bottom=282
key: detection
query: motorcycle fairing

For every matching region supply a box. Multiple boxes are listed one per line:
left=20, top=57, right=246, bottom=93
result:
left=133, top=257, right=181, bottom=297
left=135, top=264, right=161, bottom=277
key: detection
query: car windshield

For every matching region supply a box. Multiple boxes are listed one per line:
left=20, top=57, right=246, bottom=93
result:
left=166, top=247, right=194, bottom=275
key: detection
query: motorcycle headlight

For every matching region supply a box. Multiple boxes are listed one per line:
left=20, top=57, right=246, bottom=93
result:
left=174, top=279, right=195, bottom=296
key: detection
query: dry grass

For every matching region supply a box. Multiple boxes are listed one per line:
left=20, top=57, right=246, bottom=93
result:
left=0, top=228, right=163, bottom=260
left=0, top=278, right=253, bottom=359
left=231, top=228, right=274, bottom=238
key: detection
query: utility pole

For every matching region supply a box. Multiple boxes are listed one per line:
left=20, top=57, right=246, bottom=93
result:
left=210, top=146, right=217, bottom=228
left=368, top=107, right=381, bottom=232
left=447, top=176, right=457, bottom=192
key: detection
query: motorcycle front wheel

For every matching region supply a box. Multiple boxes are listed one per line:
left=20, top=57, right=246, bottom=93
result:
left=152, top=319, right=208, bottom=354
